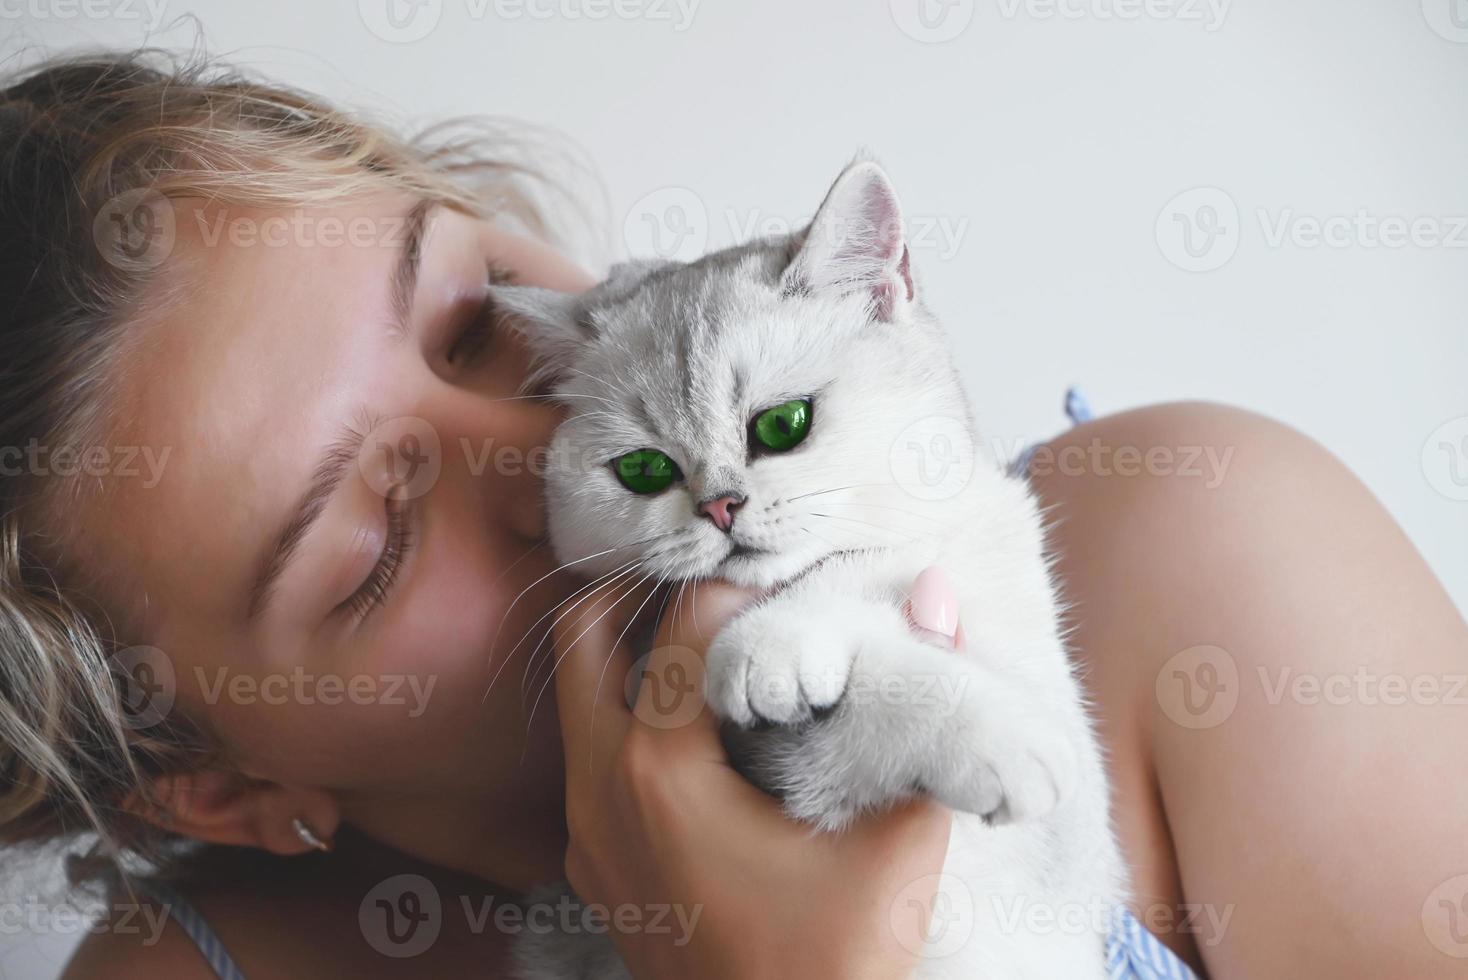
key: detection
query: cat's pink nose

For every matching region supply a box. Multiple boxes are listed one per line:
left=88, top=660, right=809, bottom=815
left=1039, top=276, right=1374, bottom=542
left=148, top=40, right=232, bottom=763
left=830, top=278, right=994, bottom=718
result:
left=697, top=495, right=744, bottom=532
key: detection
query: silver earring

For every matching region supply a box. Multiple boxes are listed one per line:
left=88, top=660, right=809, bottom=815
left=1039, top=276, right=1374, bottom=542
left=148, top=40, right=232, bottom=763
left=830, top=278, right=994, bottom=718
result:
left=292, top=817, right=331, bottom=853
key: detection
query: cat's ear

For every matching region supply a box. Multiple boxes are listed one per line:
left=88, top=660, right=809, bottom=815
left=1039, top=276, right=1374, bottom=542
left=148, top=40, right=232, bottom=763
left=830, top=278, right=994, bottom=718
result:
left=606, top=258, right=674, bottom=283
left=599, top=258, right=674, bottom=301
left=782, top=160, right=914, bottom=322
left=488, top=285, right=589, bottom=381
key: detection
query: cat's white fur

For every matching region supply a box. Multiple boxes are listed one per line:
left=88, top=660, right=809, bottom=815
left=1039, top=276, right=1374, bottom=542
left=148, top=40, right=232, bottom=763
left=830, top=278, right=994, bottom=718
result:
left=499, top=161, right=1126, bottom=979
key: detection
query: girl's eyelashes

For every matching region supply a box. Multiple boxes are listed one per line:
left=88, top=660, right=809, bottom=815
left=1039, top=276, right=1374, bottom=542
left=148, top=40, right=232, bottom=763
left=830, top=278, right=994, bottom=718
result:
left=446, top=263, right=517, bottom=367
left=338, top=489, right=415, bottom=622
left=347, top=259, right=514, bottom=619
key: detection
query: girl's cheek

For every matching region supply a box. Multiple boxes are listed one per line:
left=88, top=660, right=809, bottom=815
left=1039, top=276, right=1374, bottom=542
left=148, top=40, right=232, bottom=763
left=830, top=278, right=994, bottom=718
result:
left=382, top=534, right=504, bottom=681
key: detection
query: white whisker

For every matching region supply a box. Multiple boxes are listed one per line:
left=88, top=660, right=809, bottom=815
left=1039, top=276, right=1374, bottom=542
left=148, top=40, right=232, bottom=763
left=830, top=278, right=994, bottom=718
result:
left=482, top=557, right=641, bottom=705
left=523, top=570, right=654, bottom=745
left=519, top=561, right=645, bottom=701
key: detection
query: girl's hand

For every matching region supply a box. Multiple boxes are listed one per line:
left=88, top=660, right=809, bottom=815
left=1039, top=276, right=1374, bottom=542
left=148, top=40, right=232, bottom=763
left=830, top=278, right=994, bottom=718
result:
left=551, top=572, right=962, bottom=980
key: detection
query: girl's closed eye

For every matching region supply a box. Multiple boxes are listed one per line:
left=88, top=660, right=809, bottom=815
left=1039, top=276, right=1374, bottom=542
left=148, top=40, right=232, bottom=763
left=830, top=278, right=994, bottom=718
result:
left=338, top=488, right=416, bottom=621
left=343, top=265, right=512, bottom=622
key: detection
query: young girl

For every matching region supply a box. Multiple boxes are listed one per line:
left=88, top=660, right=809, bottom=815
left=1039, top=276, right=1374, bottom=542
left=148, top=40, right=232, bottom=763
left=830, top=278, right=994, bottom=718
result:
left=1, top=51, right=1462, bottom=980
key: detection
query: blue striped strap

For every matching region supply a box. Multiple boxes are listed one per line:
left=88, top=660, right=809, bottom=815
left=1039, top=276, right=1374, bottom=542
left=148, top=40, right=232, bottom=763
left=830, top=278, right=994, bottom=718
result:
left=131, top=878, right=249, bottom=980
left=1105, top=906, right=1201, bottom=980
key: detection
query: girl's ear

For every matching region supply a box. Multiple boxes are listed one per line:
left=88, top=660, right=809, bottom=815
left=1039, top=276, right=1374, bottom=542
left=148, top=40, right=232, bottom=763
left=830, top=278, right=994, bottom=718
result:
left=782, top=159, right=915, bottom=322
left=488, top=285, right=590, bottom=384
left=124, top=770, right=340, bottom=856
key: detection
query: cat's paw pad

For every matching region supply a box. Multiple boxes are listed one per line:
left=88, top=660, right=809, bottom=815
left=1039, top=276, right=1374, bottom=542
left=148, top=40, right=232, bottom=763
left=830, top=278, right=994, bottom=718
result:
left=706, top=608, right=855, bottom=727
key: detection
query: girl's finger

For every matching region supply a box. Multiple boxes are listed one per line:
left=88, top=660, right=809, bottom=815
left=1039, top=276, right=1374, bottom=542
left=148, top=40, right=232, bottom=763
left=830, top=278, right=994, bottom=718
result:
left=633, top=581, right=756, bottom=756
left=552, top=577, right=652, bottom=771
left=904, top=566, right=965, bottom=651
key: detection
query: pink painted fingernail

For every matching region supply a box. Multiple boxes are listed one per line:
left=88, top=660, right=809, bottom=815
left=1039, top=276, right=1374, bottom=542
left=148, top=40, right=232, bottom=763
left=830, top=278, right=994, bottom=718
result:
left=909, top=567, right=959, bottom=638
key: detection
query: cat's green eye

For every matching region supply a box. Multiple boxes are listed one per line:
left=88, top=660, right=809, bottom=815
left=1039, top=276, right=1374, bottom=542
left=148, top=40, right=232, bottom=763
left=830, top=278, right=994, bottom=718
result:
left=613, top=449, right=681, bottom=494
left=751, top=399, right=813, bottom=453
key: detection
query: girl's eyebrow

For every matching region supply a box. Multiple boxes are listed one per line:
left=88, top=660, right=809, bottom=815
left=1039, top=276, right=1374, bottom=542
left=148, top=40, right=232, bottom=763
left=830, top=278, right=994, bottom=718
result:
left=387, top=199, right=436, bottom=343
left=245, top=198, right=434, bottom=621
left=245, top=418, right=373, bottom=621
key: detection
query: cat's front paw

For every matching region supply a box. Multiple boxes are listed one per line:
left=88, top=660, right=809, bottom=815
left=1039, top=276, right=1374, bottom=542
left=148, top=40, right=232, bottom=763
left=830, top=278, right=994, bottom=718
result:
left=939, top=715, right=1080, bottom=821
left=935, top=706, right=1080, bottom=825
left=706, top=598, right=857, bottom=727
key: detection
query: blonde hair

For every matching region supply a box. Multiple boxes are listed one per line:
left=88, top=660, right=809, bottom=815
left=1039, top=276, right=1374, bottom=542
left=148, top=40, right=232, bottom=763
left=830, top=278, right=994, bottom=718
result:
left=0, top=48, right=580, bottom=865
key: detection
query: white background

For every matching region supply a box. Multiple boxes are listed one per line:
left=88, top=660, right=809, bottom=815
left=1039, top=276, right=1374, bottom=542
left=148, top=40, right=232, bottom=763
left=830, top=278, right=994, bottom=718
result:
left=2, top=1, right=1466, bottom=976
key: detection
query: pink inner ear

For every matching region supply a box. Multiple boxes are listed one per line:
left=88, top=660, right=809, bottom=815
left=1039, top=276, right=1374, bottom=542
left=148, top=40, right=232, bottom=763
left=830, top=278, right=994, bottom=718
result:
left=871, top=246, right=913, bottom=320
left=787, top=164, right=916, bottom=318
left=844, top=184, right=912, bottom=319
left=851, top=177, right=904, bottom=265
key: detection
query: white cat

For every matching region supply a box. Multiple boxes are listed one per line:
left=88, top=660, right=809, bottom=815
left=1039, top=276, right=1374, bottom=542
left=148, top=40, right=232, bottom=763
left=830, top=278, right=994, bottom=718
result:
left=498, top=160, right=1126, bottom=979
